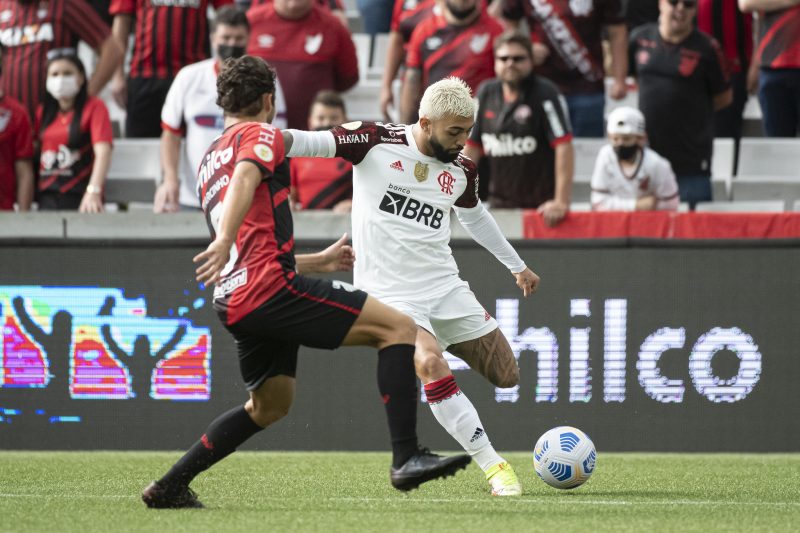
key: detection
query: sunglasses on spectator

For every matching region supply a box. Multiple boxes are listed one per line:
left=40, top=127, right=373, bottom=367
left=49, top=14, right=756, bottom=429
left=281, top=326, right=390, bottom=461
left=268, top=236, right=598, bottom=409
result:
left=496, top=55, right=529, bottom=63
left=667, top=0, right=697, bottom=8
left=46, top=47, right=78, bottom=61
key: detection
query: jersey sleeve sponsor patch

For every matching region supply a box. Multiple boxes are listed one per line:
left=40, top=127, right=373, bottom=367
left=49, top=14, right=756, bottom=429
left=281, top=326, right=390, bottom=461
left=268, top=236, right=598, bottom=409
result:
left=331, top=121, right=408, bottom=164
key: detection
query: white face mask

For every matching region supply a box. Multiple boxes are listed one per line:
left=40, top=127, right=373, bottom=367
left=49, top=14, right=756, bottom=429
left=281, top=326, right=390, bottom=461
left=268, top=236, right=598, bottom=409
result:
left=46, top=75, right=80, bottom=99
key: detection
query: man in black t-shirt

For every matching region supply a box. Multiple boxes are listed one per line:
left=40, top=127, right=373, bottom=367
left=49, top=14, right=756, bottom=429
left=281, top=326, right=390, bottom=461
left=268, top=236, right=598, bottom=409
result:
left=629, top=0, right=732, bottom=208
left=465, top=32, right=574, bottom=226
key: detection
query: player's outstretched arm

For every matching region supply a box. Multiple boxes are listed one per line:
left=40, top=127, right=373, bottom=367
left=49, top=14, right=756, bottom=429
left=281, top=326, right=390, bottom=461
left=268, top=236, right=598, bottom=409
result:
left=295, top=233, right=355, bottom=274
left=193, top=161, right=262, bottom=285
left=454, top=202, right=541, bottom=297
left=281, top=129, right=336, bottom=158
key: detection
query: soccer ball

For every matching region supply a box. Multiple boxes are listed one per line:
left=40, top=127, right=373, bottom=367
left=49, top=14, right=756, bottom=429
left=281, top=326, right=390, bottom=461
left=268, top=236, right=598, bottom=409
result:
left=533, top=426, right=596, bottom=489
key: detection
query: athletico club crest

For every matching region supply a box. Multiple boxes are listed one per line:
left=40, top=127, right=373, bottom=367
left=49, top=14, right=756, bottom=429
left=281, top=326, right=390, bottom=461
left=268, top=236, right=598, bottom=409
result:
left=305, top=33, right=323, bottom=55
left=470, top=33, right=490, bottom=54
left=678, top=50, right=700, bottom=77
left=437, top=170, right=455, bottom=195
left=414, top=162, right=429, bottom=182
left=569, top=0, right=593, bottom=16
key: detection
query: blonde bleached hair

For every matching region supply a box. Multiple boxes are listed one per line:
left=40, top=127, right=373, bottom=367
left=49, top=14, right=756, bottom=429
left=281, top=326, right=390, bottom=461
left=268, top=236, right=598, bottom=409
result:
left=418, top=77, right=476, bottom=121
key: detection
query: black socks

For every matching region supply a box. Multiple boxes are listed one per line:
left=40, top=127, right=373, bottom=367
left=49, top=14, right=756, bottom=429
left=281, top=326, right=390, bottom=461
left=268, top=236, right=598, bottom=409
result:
left=377, top=344, right=419, bottom=468
left=159, top=406, right=263, bottom=490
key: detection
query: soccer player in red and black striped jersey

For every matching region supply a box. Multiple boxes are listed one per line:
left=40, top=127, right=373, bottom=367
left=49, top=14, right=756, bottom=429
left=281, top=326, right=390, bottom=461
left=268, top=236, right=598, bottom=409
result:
left=110, top=0, right=232, bottom=137
left=140, top=56, right=470, bottom=509
left=0, top=42, right=34, bottom=211
left=0, top=0, right=123, bottom=119
left=739, top=0, right=800, bottom=137
left=399, top=0, right=502, bottom=123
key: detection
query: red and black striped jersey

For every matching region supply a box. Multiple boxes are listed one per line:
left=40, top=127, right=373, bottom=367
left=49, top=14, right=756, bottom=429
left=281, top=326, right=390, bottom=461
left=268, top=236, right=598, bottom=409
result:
left=501, top=0, right=624, bottom=95
left=109, top=0, right=231, bottom=80
left=0, top=0, right=110, bottom=118
left=36, top=96, right=113, bottom=196
left=757, top=6, right=800, bottom=69
left=405, top=10, right=502, bottom=93
left=697, top=0, right=753, bottom=74
left=0, top=93, right=34, bottom=210
left=246, top=4, right=358, bottom=129
left=390, top=0, right=436, bottom=44
left=197, top=121, right=294, bottom=325
left=290, top=156, right=353, bottom=209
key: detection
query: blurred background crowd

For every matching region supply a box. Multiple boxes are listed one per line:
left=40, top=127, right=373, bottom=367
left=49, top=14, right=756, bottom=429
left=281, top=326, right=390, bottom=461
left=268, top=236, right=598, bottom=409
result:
left=1, top=0, right=798, bottom=217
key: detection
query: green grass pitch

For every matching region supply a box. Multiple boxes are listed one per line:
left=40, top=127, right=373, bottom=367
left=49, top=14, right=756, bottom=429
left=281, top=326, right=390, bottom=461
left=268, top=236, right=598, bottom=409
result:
left=1, top=452, right=798, bottom=532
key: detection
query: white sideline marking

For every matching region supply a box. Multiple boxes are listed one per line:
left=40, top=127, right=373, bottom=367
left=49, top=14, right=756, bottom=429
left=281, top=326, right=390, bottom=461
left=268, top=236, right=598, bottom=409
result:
left=0, top=493, right=798, bottom=507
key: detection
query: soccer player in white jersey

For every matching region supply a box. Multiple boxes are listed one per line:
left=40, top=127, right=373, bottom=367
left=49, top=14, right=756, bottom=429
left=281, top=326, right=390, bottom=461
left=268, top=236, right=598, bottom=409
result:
left=282, top=77, right=540, bottom=496
left=590, top=106, right=680, bottom=211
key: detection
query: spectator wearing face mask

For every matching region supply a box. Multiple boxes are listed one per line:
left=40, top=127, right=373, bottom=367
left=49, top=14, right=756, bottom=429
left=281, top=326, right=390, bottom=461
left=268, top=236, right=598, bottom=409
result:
left=590, top=106, right=679, bottom=211
left=156, top=6, right=288, bottom=212
left=289, top=90, right=353, bottom=212
left=36, top=49, right=112, bottom=212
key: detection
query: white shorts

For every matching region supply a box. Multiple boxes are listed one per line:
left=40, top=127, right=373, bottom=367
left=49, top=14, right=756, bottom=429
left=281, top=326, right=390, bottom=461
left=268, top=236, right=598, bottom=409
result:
left=382, top=281, right=498, bottom=350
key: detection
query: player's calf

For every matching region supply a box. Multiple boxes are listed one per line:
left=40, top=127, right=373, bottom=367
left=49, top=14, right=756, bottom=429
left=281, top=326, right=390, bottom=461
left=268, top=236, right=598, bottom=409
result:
left=448, top=328, right=519, bottom=388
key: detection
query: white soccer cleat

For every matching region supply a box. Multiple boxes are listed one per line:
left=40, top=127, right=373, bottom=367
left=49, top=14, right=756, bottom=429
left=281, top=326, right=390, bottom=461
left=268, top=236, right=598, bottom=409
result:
left=486, top=461, right=522, bottom=496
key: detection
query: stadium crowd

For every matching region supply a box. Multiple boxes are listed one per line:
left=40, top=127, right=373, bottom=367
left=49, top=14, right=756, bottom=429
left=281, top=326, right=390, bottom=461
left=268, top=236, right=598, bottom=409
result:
left=1, top=0, right=799, bottom=214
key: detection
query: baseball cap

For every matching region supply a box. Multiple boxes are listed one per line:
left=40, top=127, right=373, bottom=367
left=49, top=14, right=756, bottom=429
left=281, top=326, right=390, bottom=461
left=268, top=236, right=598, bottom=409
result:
left=607, top=106, right=646, bottom=135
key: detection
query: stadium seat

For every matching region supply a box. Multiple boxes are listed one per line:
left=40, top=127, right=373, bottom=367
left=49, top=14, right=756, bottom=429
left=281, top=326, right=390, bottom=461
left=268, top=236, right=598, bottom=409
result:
left=370, top=33, right=390, bottom=80
left=731, top=138, right=800, bottom=210
left=353, top=33, right=371, bottom=83
left=343, top=80, right=382, bottom=122
left=106, top=139, right=161, bottom=204
left=571, top=138, right=605, bottom=202
left=737, top=138, right=800, bottom=177
left=711, top=138, right=734, bottom=200
left=694, top=200, right=786, bottom=212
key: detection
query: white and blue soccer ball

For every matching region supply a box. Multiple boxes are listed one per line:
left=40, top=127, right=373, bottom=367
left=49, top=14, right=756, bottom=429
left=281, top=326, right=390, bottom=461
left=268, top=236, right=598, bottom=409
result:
left=533, top=426, right=596, bottom=489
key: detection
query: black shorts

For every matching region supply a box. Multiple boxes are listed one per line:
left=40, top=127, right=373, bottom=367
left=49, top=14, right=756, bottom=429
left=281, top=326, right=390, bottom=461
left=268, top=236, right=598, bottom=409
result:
left=224, top=274, right=368, bottom=391
left=125, top=77, right=173, bottom=138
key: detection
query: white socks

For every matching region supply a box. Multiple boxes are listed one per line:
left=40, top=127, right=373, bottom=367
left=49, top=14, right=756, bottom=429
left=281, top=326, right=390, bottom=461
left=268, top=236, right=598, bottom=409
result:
left=424, top=374, right=503, bottom=472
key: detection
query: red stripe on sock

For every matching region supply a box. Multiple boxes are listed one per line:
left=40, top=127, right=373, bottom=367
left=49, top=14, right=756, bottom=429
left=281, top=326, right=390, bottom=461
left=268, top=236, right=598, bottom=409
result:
left=200, top=434, right=214, bottom=450
left=424, top=375, right=460, bottom=403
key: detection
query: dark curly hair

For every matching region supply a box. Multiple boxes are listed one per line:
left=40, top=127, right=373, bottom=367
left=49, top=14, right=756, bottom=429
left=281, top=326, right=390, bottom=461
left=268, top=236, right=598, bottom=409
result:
left=216, top=55, right=276, bottom=117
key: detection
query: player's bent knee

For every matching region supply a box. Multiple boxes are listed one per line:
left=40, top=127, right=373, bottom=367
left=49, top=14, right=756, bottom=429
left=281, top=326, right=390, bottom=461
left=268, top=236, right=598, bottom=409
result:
left=247, top=399, right=291, bottom=427
left=414, top=349, right=450, bottom=382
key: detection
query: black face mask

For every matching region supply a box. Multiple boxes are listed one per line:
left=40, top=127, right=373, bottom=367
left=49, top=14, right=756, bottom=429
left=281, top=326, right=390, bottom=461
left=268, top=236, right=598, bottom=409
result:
left=217, top=45, right=246, bottom=60
left=446, top=1, right=477, bottom=20
left=614, top=144, right=640, bottom=161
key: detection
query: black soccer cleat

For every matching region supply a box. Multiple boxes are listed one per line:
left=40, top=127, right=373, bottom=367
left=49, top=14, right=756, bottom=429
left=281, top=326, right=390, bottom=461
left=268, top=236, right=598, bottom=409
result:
left=141, top=480, right=204, bottom=509
left=390, top=448, right=472, bottom=492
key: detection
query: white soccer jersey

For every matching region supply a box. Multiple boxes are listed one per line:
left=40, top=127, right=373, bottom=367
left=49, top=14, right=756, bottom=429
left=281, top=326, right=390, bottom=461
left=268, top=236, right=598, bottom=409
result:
left=161, top=59, right=288, bottom=207
left=328, top=122, right=480, bottom=301
left=590, top=145, right=680, bottom=211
